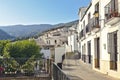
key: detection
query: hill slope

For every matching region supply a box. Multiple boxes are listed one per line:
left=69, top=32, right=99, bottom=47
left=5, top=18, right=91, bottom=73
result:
left=0, top=20, right=78, bottom=40
left=0, top=24, right=53, bottom=39
left=0, top=29, right=14, bottom=40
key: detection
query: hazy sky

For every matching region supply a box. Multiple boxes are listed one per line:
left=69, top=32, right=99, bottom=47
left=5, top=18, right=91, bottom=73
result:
left=0, top=0, right=90, bottom=26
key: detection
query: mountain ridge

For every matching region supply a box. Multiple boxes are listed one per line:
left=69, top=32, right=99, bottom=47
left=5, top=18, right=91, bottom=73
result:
left=0, top=29, right=15, bottom=40
left=0, top=20, right=78, bottom=40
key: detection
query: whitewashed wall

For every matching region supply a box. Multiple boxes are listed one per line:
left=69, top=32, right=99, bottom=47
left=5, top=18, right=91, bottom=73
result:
left=55, top=46, right=65, bottom=63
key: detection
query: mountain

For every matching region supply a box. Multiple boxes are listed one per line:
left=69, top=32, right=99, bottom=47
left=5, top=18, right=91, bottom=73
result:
left=0, top=29, right=15, bottom=40
left=61, top=20, right=78, bottom=27
left=53, top=20, right=78, bottom=28
left=0, top=24, right=53, bottom=39
left=0, top=20, right=78, bottom=40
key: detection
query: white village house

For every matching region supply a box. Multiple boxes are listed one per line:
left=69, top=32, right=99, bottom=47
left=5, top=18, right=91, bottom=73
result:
left=78, top=0, right=120, bottom=78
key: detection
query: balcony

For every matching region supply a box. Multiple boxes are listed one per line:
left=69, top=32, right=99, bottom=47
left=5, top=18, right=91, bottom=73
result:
left=91, top=17, right=100, bottom=32
left=86, top=20, right=92, bottom=34
left=86, top=25, right=90, bottom=34
left=80, top=29, right=85, bottom=40
left=79, top=30, right=83, bottom=39
left=76, top=36, right=79, bottom=42
left=105, top=0, right=120, bottom=25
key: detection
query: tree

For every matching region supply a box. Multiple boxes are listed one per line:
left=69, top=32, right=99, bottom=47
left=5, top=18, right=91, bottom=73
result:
left=3, top=40, right=42, bottom=66
left=0, top=40, right=10, bottom=56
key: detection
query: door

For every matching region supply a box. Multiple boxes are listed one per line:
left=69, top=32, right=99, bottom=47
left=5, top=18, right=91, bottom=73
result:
left=97, top=38, right=100, bottom=68
left=87, top=41, right=91, bottom=64
left=95, top=37, right=100, bottom=68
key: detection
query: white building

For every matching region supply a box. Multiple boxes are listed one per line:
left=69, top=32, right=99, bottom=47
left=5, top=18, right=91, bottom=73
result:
left=78, top=0, right=120, bottom=78
left=41, top=49, right=51, bottom=59
left=68, top=24, right=78, bottom=52
left=54, top=46, right=65, bottom=64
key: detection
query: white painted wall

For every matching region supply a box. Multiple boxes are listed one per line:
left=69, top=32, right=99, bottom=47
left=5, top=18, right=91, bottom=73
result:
left=68, top=34, right=78, bottom=52
left=78, top=0, right=120, bottom=78
left=55, top=46, right=65, bottom=63
left=41, top=49, right=51, bottom=59
left=119, top=26, right=120, bottom=62
left=65, top=44, right=72, bottom=53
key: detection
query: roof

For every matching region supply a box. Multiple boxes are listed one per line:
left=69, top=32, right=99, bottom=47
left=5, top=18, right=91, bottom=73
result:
left=78, top=7, right=87, bottom=15
left=80, top=3, right=92, bottom=21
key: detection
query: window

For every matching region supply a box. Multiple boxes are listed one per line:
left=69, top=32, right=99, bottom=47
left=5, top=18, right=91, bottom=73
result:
left=49, top=40, right=50, bottom=44
left=111, top=0, right=117, bottom=12
left=84, top=44, right=86, bottom=54
left=104, top=0, right=118, bottom=20
left=108, top=31, right=118, bottom=70
left=107, top=31, right=117, bottom=54
left=83, top=21, right=86, bottom=35
left=82, top=44, right=86, bottom=54
left=47, top=34, right=48, bottom=37
left=82, top=45, right=84, bottom=54
left=81, top=25, right=82, bottom=30
left=88, top=13, right=91, bottom=22
left=47, top=41, right=48, bottom=44
left=55, top=40, right=57, bottom=44
left=83, top=20, right=85, bottom=28
left=95, top=2, right=99, bottom=12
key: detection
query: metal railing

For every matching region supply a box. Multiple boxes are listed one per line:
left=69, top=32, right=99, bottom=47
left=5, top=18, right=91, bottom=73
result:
left=105, top=0, right=119, bottom=21
left=86, top=18, right=93, bottom=33
left=86, top=24, right=90, bottom=33
left=79, top=29, right=84, bottom=39
left=85, top=17, right=100, bottom=35
left=91, top=17, right=100, bottom=29
left=0, top=58, right=50, bottom=80
left=53, top=63, right=71, bottom=80
left=0, top=77, right=50, bottom=80
left=79, top=29, right=86, bottom=39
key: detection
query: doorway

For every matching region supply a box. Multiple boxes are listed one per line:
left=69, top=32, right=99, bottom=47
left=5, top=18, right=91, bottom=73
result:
left=87, top=41, right=91, bottom=64
left=94, top=37, right=100, bottom=68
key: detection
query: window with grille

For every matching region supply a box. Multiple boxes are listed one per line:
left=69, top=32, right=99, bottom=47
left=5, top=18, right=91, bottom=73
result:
left=107, top=31, right=118, bottom=55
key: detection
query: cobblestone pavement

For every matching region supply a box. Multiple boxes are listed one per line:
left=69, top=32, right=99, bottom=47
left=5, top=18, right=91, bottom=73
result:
left=62, top=59, right=120, bottom=80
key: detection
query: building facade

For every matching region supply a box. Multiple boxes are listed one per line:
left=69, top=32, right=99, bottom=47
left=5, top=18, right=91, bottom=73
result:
left=78, top=0, right=120, bottom=78
left=67, top=24, right=78, bottom=52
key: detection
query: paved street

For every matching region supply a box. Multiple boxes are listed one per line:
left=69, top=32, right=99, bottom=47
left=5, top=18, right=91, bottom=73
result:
left=62, top=59, right=120, bottom=80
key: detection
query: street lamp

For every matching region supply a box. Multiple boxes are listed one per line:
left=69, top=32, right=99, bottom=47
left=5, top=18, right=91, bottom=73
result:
left=93, top=11, right=99, bottom=18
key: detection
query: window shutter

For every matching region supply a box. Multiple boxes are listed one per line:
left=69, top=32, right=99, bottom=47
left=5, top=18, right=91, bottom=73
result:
left=111, top=33, right=114, bottom=55
left=107, top=33, right=112, bottom=54
left=107, top=33, right=110, bottom=53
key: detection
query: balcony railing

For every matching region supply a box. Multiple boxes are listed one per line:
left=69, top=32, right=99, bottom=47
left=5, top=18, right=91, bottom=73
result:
left=86, top=24, right=90, bottom=33
left=91, top=17, right=100, bottom=32
left=80, top=18, right=100, bottom=37
left=105, top=0, right=120, bottom=21
left=79, top=30, right=84, bottom=39
left=80, top=29, right=86, bottom=39
left=86, top=19, right=93, bottom=33
left=76, top=36, right=79, bottom=42
left=0, top=58, right=50, bottom=80
left=53, top=63, right=71, bottom=80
